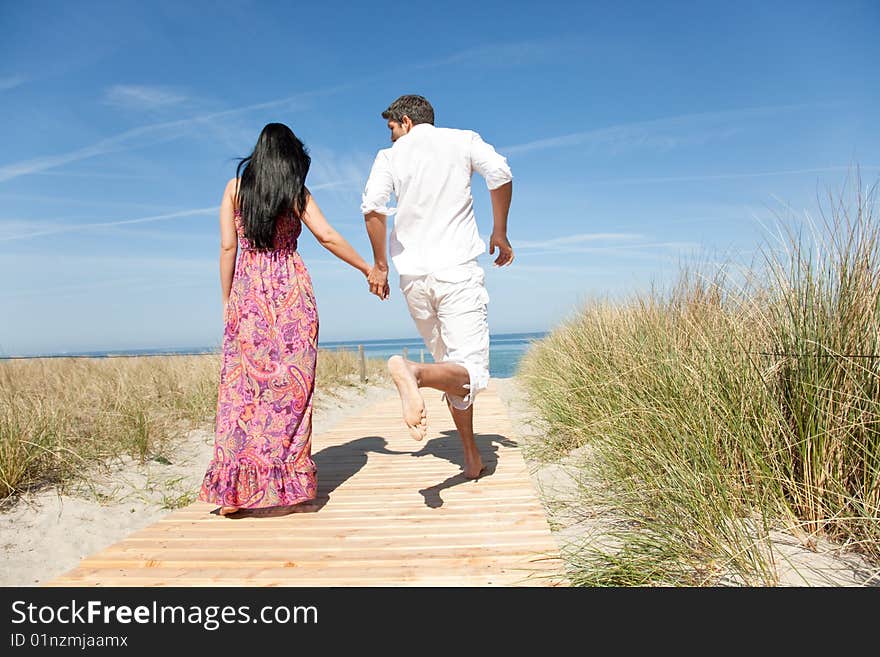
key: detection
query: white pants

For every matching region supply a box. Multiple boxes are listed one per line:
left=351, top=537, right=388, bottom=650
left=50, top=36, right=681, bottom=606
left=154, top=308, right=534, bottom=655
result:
left=399, top=260, right=490, bottom=410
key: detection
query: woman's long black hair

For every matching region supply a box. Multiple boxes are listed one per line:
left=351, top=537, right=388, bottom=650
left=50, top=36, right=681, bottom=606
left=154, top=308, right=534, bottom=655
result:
left=235, top=123, right=311, bottom=250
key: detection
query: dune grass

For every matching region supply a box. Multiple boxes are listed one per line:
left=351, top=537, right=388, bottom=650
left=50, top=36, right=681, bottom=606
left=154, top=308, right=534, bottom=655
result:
left=0, top=349, right=387, bottom=501
left=520, top=176, right=880, bottom=585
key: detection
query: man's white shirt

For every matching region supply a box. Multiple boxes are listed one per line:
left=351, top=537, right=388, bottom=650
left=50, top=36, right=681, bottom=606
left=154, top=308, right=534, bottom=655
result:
left=361, top=123, right=512, bottom=276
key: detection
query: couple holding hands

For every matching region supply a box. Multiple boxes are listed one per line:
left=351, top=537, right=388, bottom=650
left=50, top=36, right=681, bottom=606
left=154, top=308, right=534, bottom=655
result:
left=198, top=94, right=514, bottom=516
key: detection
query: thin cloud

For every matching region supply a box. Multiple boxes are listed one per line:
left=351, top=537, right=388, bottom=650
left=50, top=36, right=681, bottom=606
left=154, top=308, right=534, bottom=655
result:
left=105, top=84, right=188, bottom=110
left=503, top=102, right=838, bottom=156
left=0, top=75, right=27, bottom=92
left=0, top=219, right=69, bottom=239
left=0, top=193, right=176, bottom=210
left=0, top=134, right=155, bottom=184
left=308, top=148, right=376, bottom=202
left=0, top=252, right=215, bottom=269
left=0, top=207, right=218, bottom=242
left=509, top=230, right=700, bottom=262
left=1, top=277, right=213, bottom=302
left=413, top=36, right=583, bottom=71
left=503, top=264, right=606, bottom=274
left=0, top=37, right=570, bottom=184
left=517, top=232, right=644, bottom=249
left=29, top=170, right=160, bottom=180
left=2, top=276, right=155, bottom=299
left=308, top=180, right=350, bottom=191
left=585, top=165, right=880, bottom=185
left=0, top=83, right=354, bottom=184
left=518, top=241, right=702, bottom=259
left=0, top=180, right=357, bottom=242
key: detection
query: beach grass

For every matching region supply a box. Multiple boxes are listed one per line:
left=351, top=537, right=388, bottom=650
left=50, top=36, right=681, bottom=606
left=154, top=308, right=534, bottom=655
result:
left=520, top=175, right=880, bottom=585
left=0, top=349, right=387, bottom=501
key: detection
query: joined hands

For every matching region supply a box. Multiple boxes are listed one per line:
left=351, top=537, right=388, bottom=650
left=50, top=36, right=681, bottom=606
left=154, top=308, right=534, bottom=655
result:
left=366, top=231, right=513, bottom=302
left=367, top=264, right=390, bottom=300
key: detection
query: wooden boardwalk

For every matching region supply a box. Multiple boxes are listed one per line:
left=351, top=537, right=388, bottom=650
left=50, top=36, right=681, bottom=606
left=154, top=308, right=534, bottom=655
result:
left=47, top=382, right=566, bottom=587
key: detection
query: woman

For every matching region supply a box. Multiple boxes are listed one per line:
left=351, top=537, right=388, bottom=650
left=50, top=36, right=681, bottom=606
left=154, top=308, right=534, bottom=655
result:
left=199, top=123, right=372, bottom=516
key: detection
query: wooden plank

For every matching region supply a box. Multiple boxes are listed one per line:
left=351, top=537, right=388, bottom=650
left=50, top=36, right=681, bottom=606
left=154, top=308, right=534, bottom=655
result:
left=157, top=507, right=547, bottom=521
left=159, top=507, right=547, bottom=521
left=108, top=537, right=554, bottom=551
left=48, top=575, right=560, bottom=588
left=142, top=520, right=551, bottom=533
left=85, top=548, right=562, bottom=563
left=49, top=564, right=561, bottom=584
left=46, top=383, right=567, bottom=587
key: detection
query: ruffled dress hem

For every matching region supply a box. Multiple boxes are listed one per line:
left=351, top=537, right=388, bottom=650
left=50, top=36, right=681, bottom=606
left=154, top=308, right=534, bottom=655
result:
left=198, top=459, right=317, bottom=509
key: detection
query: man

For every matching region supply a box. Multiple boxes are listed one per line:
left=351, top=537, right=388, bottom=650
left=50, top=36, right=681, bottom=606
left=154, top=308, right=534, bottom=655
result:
left=361, top=94, right=513, bottom=479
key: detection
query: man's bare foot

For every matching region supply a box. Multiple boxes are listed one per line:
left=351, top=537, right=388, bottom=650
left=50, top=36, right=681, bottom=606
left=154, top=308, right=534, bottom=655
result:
left=388, top=355, right=428, bottom=440
left=463, top=458, right=485, bottom=480
left=219, top=506, right=240, bottom=516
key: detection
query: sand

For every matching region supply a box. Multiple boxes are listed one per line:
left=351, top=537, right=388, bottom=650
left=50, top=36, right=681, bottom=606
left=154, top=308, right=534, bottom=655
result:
left=4, top=375, right=877, bottom=587
left=0, top=381, right=394, bottom=587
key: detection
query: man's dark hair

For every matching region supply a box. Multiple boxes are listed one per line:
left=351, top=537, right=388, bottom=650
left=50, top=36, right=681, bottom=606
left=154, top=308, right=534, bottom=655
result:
left=381, top=95, right=435, bottom=126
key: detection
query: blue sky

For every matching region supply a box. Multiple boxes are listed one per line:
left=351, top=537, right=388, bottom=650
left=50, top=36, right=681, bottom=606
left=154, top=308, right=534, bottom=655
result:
left=1, top=0, right=878, bottom=355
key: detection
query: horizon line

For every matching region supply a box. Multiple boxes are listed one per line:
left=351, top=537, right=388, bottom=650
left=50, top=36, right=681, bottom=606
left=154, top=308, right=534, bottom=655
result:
left=0, top=330, right=550, bottom=359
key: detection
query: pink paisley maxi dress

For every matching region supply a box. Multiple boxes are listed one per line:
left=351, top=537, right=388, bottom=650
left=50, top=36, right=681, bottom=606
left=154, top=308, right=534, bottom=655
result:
left=199, top=207, right=319, bottom=509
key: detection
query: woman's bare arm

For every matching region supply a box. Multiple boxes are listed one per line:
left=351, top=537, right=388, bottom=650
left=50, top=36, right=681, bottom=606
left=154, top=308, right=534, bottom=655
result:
left=219, top=178, right=239, bottom=306
left=301, top=194, right=371, bottom=277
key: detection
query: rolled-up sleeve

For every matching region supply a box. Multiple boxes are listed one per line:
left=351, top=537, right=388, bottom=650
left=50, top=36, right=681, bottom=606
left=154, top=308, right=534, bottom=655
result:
left=361, top=149, right=397, bottom=216
left=469, top=131, right=513, bottom=190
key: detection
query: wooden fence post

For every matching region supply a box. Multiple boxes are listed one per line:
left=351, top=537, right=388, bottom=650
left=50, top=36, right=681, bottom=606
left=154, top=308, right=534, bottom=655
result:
left=402, top=347, right=408, bottom=360
left=420, top=348, right=424, bottom=363
left=358, top=344, right=366, bottom=383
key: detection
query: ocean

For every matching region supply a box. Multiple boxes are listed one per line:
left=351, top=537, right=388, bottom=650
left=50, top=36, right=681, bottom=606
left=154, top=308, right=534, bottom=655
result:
left=320, top=332, right=547, bottom=378
left=14, top=332, right=548, bottom=379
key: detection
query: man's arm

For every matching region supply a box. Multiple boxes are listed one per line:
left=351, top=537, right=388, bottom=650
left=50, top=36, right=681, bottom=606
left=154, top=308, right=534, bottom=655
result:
left=361, top=150, right=396, bottom=300
left=364, top=211, right=390, bottom=299
left=489, top=181, right=513, bottom=266
left=470, top=132, right=514, bottom=267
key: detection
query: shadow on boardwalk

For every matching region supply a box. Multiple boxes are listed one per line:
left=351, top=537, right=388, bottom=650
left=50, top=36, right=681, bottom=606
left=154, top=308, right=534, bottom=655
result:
left=413, top=431, right=519, bottom=508
left=222, top=431, right=517, bottom=518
